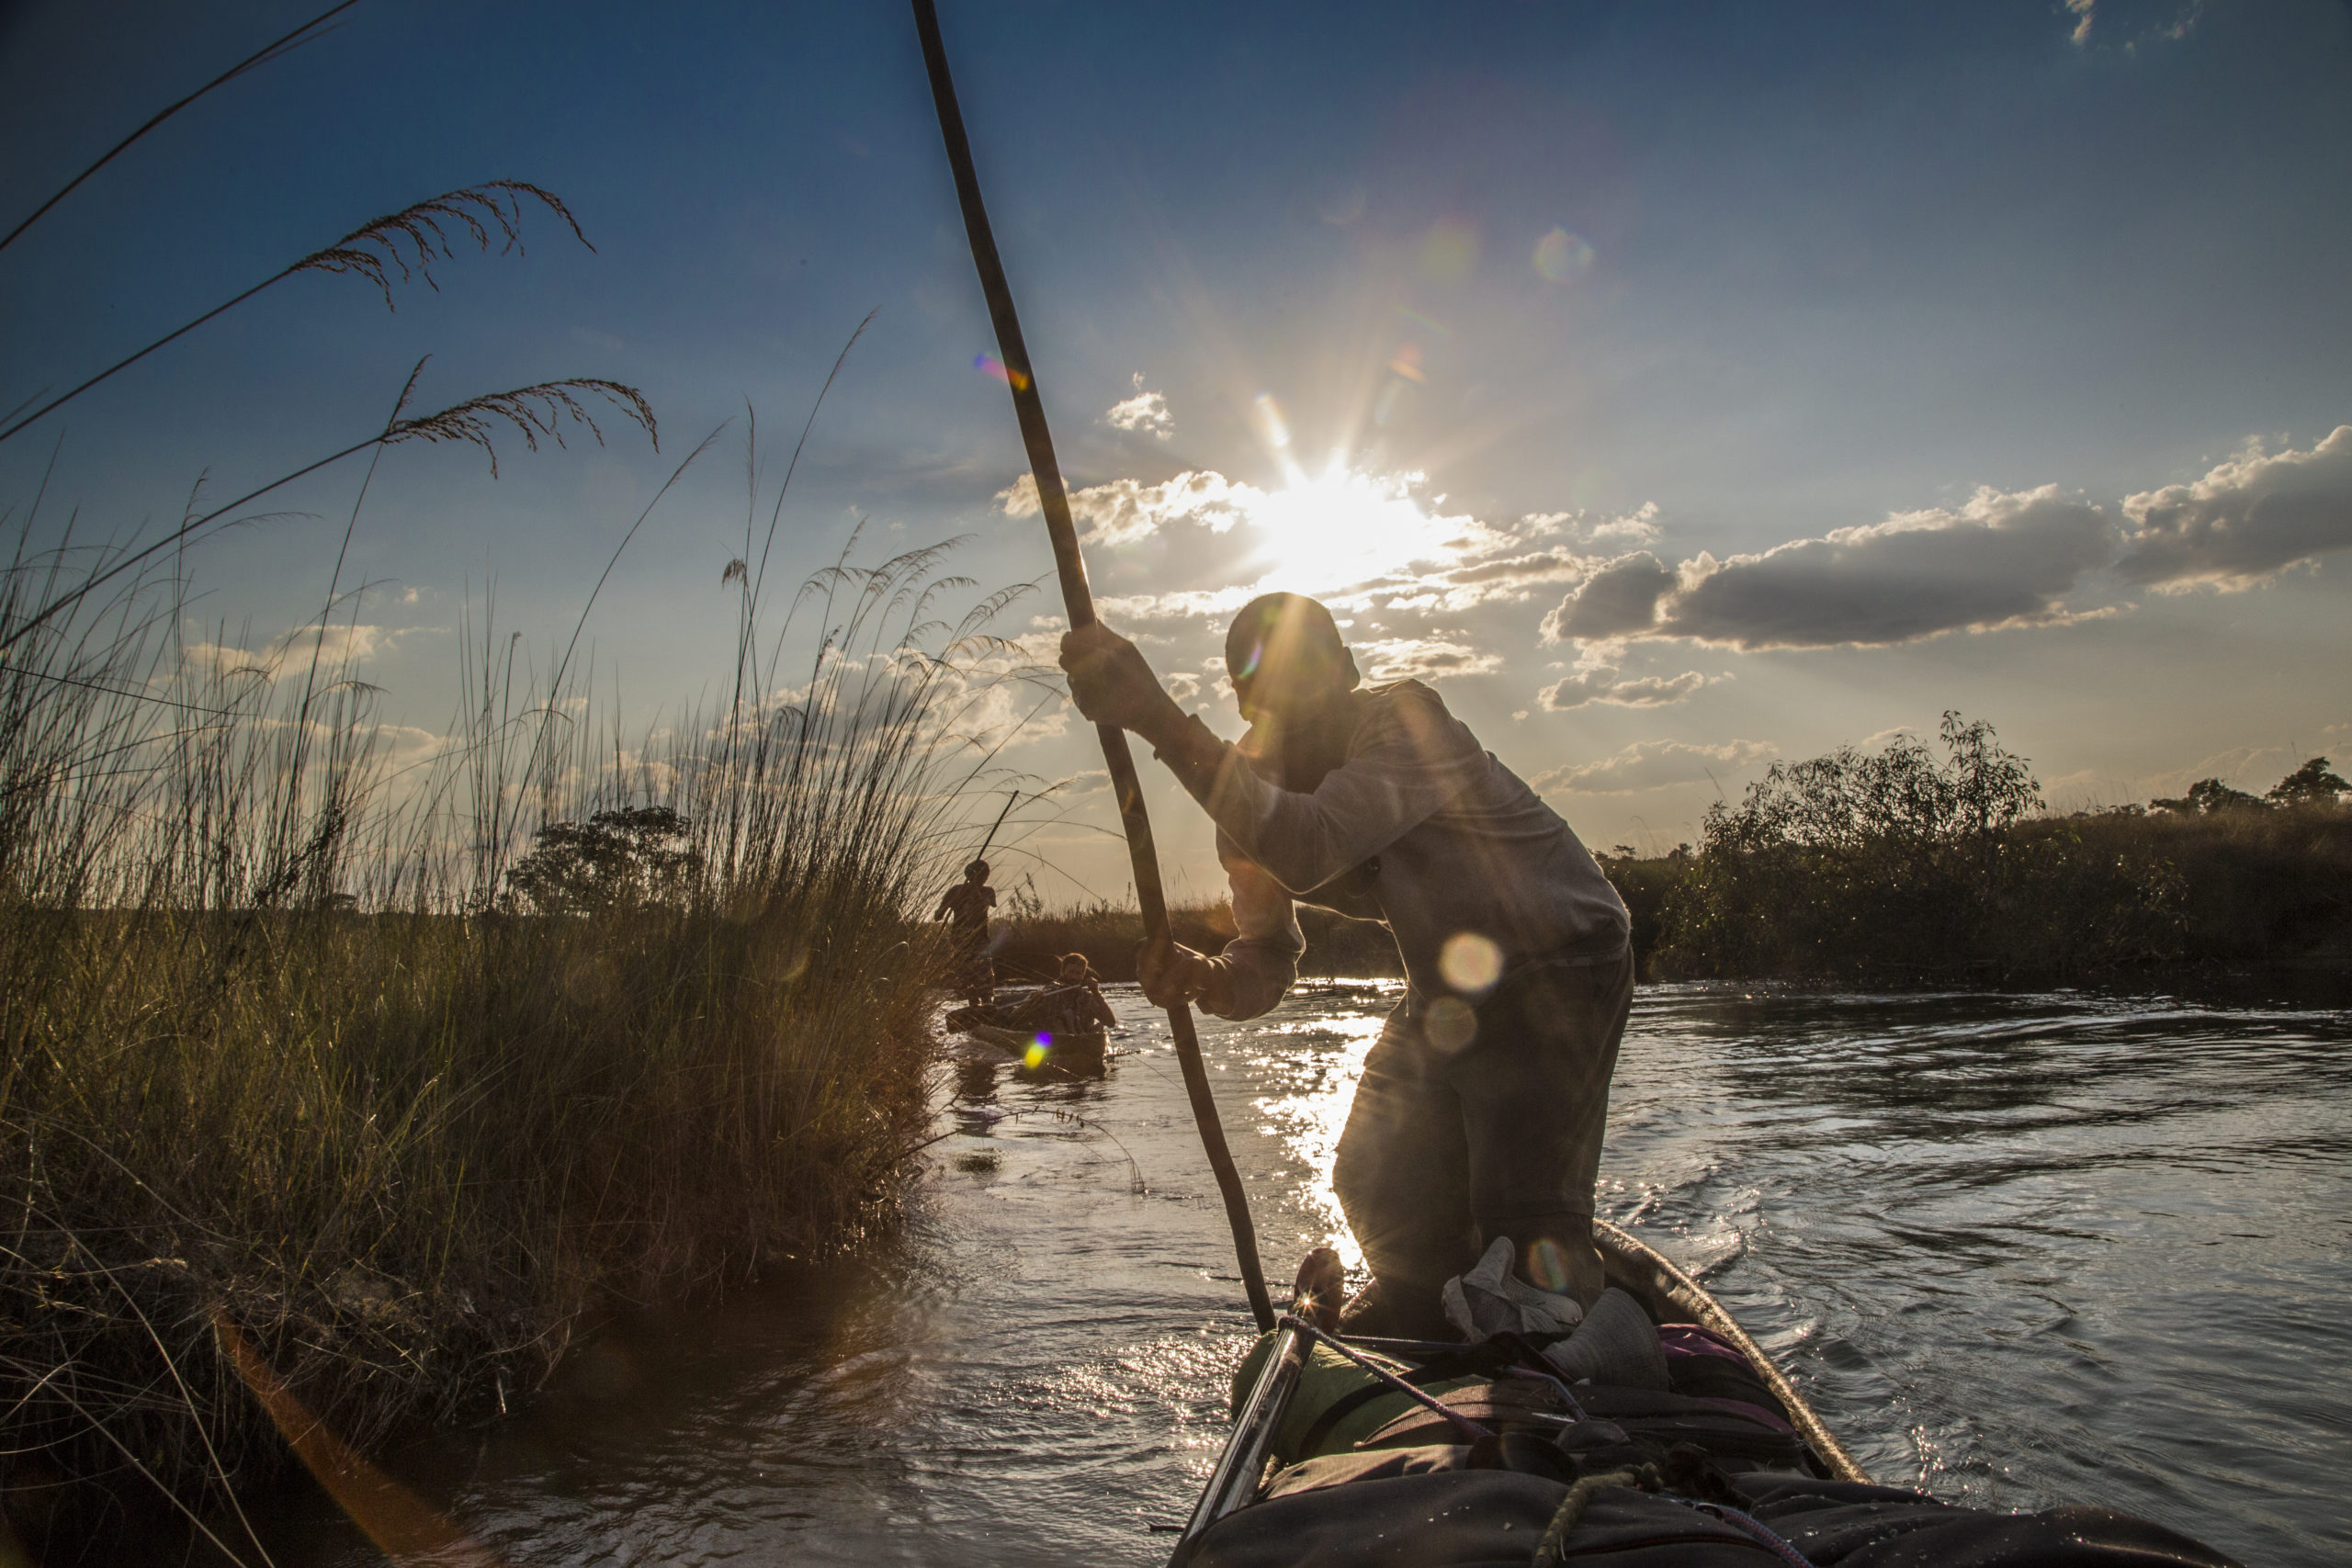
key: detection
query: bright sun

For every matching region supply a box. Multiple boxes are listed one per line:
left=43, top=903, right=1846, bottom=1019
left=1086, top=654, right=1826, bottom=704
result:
left=1249, top=466, right=1464, bottom=593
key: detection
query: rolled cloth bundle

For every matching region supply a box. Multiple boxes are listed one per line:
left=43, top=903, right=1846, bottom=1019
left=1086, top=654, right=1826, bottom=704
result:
left=1542, top=1288, right=1670, bottom=1392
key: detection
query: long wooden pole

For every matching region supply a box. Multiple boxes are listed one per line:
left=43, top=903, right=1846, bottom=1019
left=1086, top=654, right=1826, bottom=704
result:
left=910, top=0, right=1273, bottom=1331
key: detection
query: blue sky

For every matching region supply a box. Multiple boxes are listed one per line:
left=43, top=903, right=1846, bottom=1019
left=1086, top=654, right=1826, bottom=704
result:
left=4, top=0, right=2348, bottom=904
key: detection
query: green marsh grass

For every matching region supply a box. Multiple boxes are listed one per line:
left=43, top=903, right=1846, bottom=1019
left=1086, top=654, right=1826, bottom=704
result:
left=0, top=528, right=1026, bottom=1558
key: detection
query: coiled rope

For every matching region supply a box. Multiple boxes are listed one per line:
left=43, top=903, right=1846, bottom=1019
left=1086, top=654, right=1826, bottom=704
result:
left=1530, top=1458, right=1815, bottom=1568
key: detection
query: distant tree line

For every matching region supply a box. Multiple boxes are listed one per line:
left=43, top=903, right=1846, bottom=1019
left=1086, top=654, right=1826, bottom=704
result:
left=1610, top=720, right=2350, bottom=985
left=2146, top=756, right=2351, bottom=816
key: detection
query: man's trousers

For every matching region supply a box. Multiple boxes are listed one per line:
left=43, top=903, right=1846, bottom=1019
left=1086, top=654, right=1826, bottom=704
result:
left=1331, top=949, right=1634, bottom=1339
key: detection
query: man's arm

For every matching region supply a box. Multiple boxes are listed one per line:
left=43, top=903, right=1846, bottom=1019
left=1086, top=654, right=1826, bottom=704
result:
left=1133, top=830, right=1306, bottom=1021
left=1060, top=624, right=1480, bottom=894
left=1154, top=687, right=1481, bottom=895
left=1193, top=835, right=1305, bottom=1021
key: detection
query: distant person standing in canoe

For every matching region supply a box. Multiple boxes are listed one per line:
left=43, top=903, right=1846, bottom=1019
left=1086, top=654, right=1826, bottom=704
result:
left=1062, top=593, right=1632, bottom=1339
left=935, top=859, right=998, bottom=1005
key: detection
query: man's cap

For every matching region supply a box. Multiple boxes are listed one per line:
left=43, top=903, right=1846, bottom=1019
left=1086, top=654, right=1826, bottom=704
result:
left=1225, top=592, right=1347, bottom=685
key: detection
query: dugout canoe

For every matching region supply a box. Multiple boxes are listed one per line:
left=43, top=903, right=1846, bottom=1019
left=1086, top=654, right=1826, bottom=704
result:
left=1588, top=1218, right=1866, bottom=1483
left=954, top=1020, right=1109, bottom=1069
left=1173, top=1218, right=1862, bottom=1556
left=1168, top=1223, right=2243, bottom=1568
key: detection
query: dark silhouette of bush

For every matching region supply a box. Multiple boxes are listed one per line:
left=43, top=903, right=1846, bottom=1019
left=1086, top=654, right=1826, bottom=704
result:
left=504, top=806, right=701, bottom=914
left=1657, top=715, right=2188, bottom=981
left=2268, top=756, right=2350, bottom=806
left=2152, top=778, right=2267, bottom=814
left=1645, top=718, right=2350, bottom=983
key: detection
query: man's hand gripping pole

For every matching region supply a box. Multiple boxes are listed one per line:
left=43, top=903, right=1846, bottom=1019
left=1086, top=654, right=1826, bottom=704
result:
left=910, top=0, right=1274, bottom=1331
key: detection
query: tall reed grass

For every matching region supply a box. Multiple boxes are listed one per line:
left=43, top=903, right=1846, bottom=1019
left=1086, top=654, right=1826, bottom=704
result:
left=0, top=519, right=1025, bottom=1556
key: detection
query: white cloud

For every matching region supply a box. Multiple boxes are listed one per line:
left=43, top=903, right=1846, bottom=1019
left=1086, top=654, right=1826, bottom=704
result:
left=1540, top=552, right=1678, bottom=643
left=1355, top=636, right=1502, bottom=682
left=1105, top=373, right=1173, bottom=440
left=2067, top=0, right=2202, bottom=48
left=1542, top=486, right=2115, bottom=649
left=998, top=468, right=1260, bottom=547
left=2116, top=425, right=2352, bottom=590
left=1536, top=667, right=1618, bottom=711
left=1533, top=428, right=2352, bottom=654
left=376, top=723, right=449, bottom=772
left=1520, top=502, right=1661, bottom=550
left=1095, top=585, right=1262, bottom=625
left=1583, top=502, right=1663, bottom=548
left=1534, top=739, right=1779, bottom=795
left=180, top=621, right=412, bottom=683
left=1609, top=671, right=1712, bottom=705
left=1418, top=547, right=1599, bottom=610
left=1537, top=660, right=1711, bottom=711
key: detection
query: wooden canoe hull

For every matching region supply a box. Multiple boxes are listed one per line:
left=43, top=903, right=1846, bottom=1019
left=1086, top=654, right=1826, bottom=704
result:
left=1593, top=1217, right=1868, bottom=1483
left=956, top=1021, right=1110, bottom=1064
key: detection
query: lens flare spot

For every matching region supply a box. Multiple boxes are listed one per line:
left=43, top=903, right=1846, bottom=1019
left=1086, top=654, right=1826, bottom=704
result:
left=1315, top=184, right=1367, bottom=226
left=1023, top=1037, right=1049, bottom=1069
left=1525, top=1237, right=1570, bottom=1293
left=1419, top=219, right=1482, bottom=280
left=1533, top=228, right=1595, bottom=284
left=975, top=353, right=1031, bottom=391
left=1439, top=931, right=1503, bottom=998
left=1423, top=996, right=1477, bottom=1054
left=1252, top=392, right=1291, bottom=450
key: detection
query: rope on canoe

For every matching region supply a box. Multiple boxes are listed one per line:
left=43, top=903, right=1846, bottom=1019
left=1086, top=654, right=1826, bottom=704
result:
left=1532, top=1467, right=1651, bottom=1565
left=1529, top=1453, right=1815, bottom=1568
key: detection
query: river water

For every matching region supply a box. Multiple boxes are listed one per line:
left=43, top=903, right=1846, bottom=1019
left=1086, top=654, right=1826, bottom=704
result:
left=249, top=981, right=2350, bottom=1567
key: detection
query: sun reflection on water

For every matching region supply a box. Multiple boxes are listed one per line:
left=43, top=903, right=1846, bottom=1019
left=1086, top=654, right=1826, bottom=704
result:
left=1250, top=1006, right=1390, bottom=1271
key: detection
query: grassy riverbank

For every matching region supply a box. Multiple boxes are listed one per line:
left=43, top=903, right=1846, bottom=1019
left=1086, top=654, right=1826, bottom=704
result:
left=0, top=551, right=996, bottom=1558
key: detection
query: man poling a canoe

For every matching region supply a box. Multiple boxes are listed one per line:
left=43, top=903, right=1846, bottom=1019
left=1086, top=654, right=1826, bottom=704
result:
left=934, top=858, right=998, bottom=1006
left=1061, top=592, right=1634, bottom=1340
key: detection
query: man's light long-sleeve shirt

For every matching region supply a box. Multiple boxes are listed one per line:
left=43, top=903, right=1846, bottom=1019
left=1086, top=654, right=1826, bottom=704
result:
left=1176, top=680, right=1629, bottom=1021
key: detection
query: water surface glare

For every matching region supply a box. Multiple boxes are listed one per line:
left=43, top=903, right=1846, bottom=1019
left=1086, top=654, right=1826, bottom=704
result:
left=255, top=983, right=2351, bottom=1565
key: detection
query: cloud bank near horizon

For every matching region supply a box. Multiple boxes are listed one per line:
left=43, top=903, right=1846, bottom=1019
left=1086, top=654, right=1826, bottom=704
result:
left=1540, top=426, right=2352, bottom=651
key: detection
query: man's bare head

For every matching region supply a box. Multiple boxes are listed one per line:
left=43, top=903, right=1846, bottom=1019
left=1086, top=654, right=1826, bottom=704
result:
left=1225, top=593, right=1360, bottom=723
